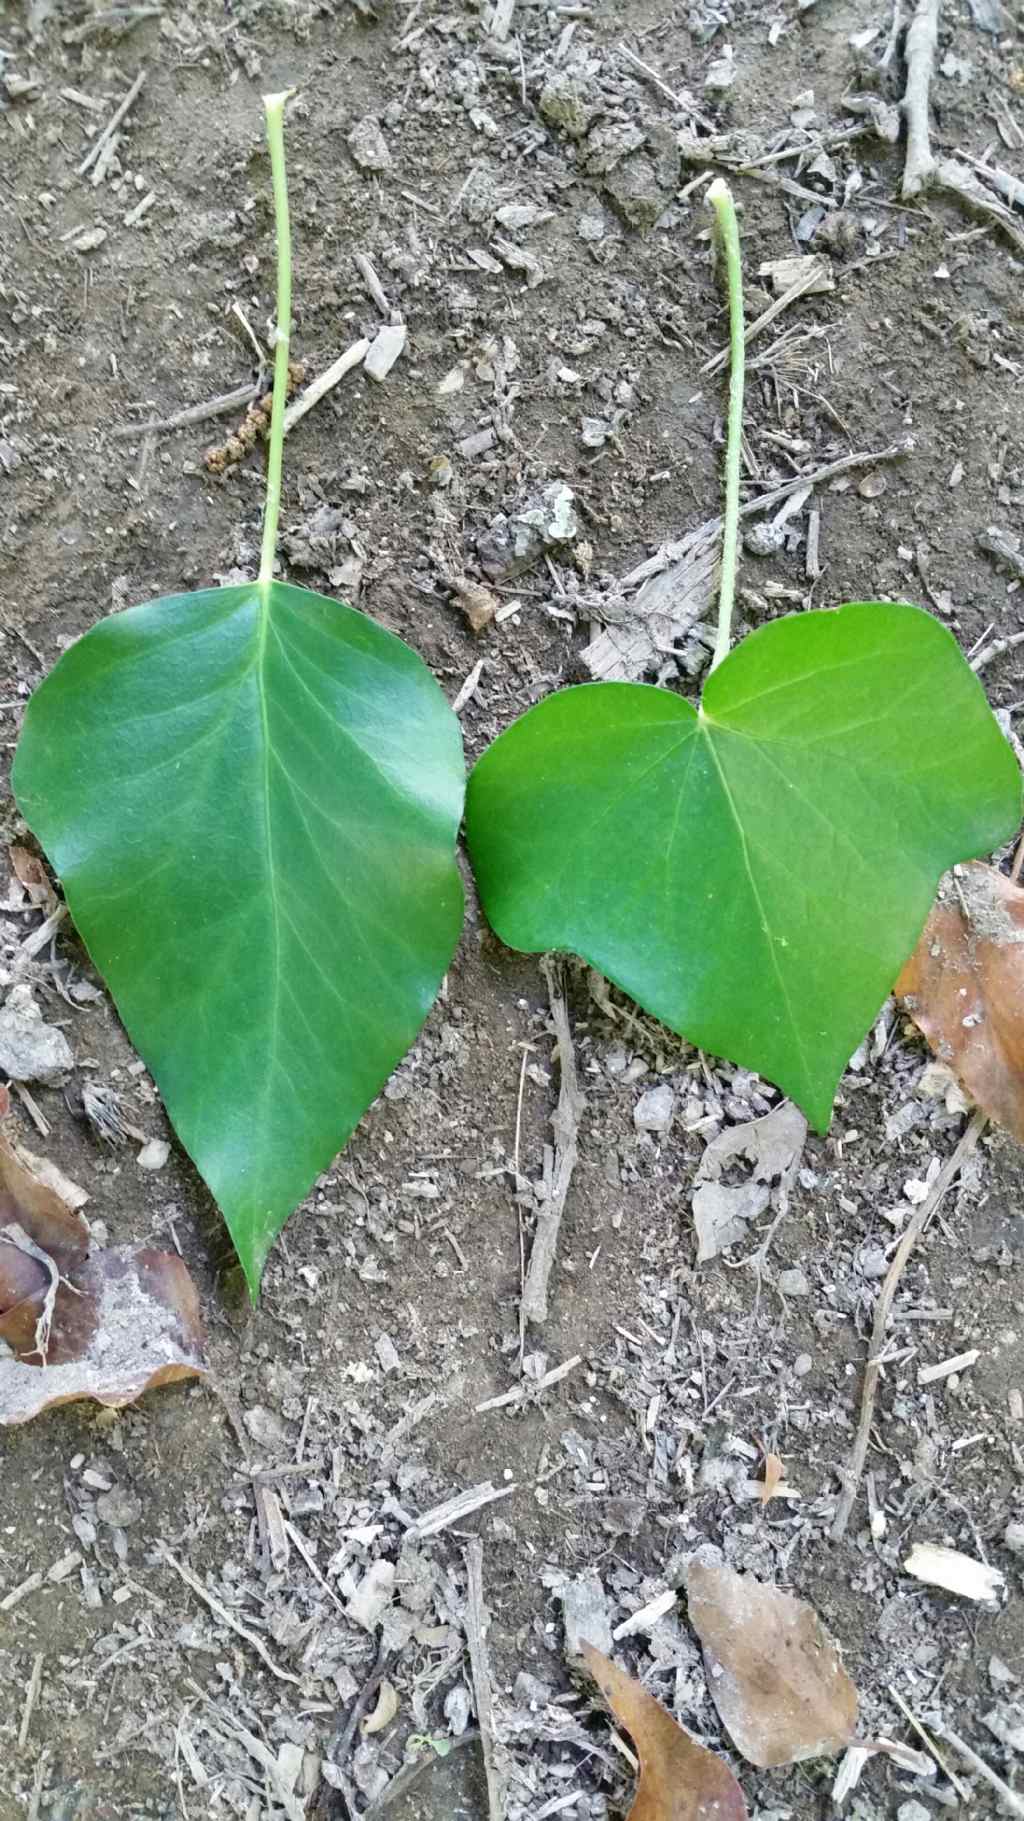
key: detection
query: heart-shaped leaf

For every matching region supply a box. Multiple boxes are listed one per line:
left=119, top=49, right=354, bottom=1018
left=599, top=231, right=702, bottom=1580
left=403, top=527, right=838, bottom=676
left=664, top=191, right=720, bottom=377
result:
left=13, top=581, right=464, bottom=1292
left=466, top=602, right=1019, bottom=1128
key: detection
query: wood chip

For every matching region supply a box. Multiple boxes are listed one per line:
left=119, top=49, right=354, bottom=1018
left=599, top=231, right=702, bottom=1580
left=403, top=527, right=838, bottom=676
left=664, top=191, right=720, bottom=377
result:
left=904, top=1542, right=1005, bottom=1603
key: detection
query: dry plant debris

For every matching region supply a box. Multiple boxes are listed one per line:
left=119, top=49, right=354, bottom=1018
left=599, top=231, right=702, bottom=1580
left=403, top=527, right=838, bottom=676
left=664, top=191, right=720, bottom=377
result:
left=896, top=862, right=1024, bottom=1142
left=581, top=1643, right=748, bottom=1820
left=691, top=1102, right=806, bottom=1261
left=0, top=1134, right=205, bottom=1425
left=685, top=1559, right=858, bottom=1767
left=903, top=1542, right=1006, bottom=1605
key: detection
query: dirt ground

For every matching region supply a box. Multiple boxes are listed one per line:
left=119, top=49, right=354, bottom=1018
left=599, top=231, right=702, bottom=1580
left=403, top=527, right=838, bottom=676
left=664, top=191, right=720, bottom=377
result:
left=2, top=0, right=1024, bottom=1818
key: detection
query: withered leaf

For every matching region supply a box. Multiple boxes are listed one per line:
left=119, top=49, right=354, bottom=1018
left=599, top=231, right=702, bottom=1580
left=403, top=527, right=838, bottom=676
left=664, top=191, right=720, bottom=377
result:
left=8, top=843, right=58, bottom=915
left=758, top=1451, right=785, bottom=1505
left=581, top=1642, right=748, bottom=1821
left=686, top=1560, right=857, bottom=1768
left=0, top=1135, right=206, bottom=1425
left=896, top=862, right=1024, bottom=1143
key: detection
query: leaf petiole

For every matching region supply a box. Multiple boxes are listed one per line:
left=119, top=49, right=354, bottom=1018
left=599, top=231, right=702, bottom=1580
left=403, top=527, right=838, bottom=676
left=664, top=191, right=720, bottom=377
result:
left=259, top=90, right=295, bottom=589
left=707, top=178, right=745, bottom=674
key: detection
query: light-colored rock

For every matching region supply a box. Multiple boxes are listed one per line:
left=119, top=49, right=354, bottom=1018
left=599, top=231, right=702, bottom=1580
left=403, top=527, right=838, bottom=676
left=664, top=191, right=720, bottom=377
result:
left=0, top=984, right=73, bottom=1084
left=634, top=1084, right=675, bottom=1134
left=364, top=323, right=407, bottom=382
left=347, top=116, right=391, bottom=172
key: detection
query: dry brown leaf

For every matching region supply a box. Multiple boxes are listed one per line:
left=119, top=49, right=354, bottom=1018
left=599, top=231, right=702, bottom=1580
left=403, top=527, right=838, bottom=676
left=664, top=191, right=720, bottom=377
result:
left=581, top=1642, right=748, bottom=1820
left=0, top=1134, right=206, bottom=1425
left=896, top=862, right=1024, bottom=1142
left=8, top=843, right=58, bottom=915
left=758, top=1451, right=785, bottom=1505
left=686, top=1560, right=857, bottom=1768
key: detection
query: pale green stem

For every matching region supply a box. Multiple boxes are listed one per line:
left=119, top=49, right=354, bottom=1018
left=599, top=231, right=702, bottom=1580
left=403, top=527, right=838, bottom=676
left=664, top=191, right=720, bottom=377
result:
left=258, top=91, right=294, bottom=589
left=707, top=178, right=745, bottom=673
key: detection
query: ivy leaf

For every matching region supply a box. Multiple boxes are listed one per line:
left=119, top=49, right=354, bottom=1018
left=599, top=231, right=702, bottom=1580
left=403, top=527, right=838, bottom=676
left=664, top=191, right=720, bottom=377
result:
left=466, top=602, right=1020, bottom=1129
left=13, top=582, right=464, bottom=1293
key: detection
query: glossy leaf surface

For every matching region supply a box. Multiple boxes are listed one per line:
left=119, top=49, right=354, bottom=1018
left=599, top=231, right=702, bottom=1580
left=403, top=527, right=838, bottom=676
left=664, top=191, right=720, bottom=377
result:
left=13, top=582, right=464, bottom=1292
left=466, top=602, right=1019, bottom=1128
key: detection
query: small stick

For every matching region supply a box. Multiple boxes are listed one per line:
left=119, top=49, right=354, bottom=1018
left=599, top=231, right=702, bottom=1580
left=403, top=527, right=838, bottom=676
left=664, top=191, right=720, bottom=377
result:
left=617, top=44, right=714, bottom=130
left=831, top=1110, right=985, bottom=1540
left=706, top=179, right=744, bottom=671
left=703, top=262, right=824, bottom=377
left=933, top=1721, right=1024, bottom=1817
left=464, top=1538, right=505, bottom=1821
left=956, top=149, right=1024, bottom=211
left=353, top=253, right=391, bottom=316
left=78, top=71, right=147, bottom=178
left=329, top=1645, right=397, bottom=1779
left=522, top=957, right=584, bottom=1324
left=970, top=629, right=1024, bottom=673
left=109, top=383, right=259, bottom=440
left=19, top=1653, right=43, bottom=1750
left=26, top=1748, right=50, bottom=1821
left=901, top=0, right=940, bottom=198
left=475, top=1354, right=582, bottom=1413
left=157, top=1546, right=300, bottom=1684
left=14, top=1083, right=51, bottom=1137
left=452, top=658, right=485, bottom=716
left=886, top=1683, right=969, bottom=1802
left=281, top=338, right=370, bottom=436
left=405, top=1480, right=517, bottom=1541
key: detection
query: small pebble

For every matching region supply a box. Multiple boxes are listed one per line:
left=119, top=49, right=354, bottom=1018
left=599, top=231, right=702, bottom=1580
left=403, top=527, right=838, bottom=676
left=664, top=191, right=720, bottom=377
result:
left=793, top=1352, right=813, bottom=1377
left=633, top=1084, right=675, bottom=1135
left=347, top=116, right=391, bottom=173
left=364, top=323, right=407, bottom=383
left=778, top=1267, right=810, bottom=1297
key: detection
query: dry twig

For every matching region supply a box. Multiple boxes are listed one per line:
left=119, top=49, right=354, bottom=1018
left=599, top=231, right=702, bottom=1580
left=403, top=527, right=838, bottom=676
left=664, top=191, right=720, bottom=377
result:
left=831, top=1110, right=985, bottom=1540
left=465, top=1538, right=505, bottom=1821
left=901, top=0, right=940, bottom=197
left=157, top=1546, right=300, bottom=1684
left=522, top=957, right=584, bottom=1324
left=933, top=1721, right=1024, bottom=1817
left=892, top=0, right=1024, bottom=253
left=110, top=383, right=260, bottom=441
left=77, top=70, right=147, bottom=178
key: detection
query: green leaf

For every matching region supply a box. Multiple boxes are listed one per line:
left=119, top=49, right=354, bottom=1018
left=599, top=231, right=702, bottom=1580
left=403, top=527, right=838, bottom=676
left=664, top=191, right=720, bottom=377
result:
left=465, top=602, right=1020, bottom=1130
left=13, top=581, right=464, bottom=1293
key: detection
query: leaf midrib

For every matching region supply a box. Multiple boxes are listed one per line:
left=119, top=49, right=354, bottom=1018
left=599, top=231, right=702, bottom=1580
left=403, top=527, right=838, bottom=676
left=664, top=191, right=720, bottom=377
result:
left=256, top=579, right=283, bottom=1138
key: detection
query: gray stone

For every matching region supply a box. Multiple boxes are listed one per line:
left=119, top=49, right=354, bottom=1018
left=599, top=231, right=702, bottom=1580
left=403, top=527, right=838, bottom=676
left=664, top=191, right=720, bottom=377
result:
left=778, top=1267, right=811, bottom=1297
left=95, top=1487, right=143, bottom=1528
left=538, top=71, right=600, bottom=139
left=348, top=116, right=392, bottom=173
left=364, top=323, right=407, bottom=382
left=562, top=1571, right=612, bottom=1659
left=634, top=1084, right=675, bottom=1134
left=0, top=984, right=73, bottom=1085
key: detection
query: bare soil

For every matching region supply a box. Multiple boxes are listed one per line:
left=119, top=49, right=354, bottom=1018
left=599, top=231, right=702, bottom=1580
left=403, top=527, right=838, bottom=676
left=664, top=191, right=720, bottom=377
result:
left=2, top=2, right=1024, bottom=1819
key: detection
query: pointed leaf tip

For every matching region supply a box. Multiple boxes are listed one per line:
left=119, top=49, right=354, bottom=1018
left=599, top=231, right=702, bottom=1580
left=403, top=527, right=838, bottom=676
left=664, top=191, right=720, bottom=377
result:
left=581, top=1642, right=748, bottom=1819
left=13, top=581, right=465, bottom=1289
